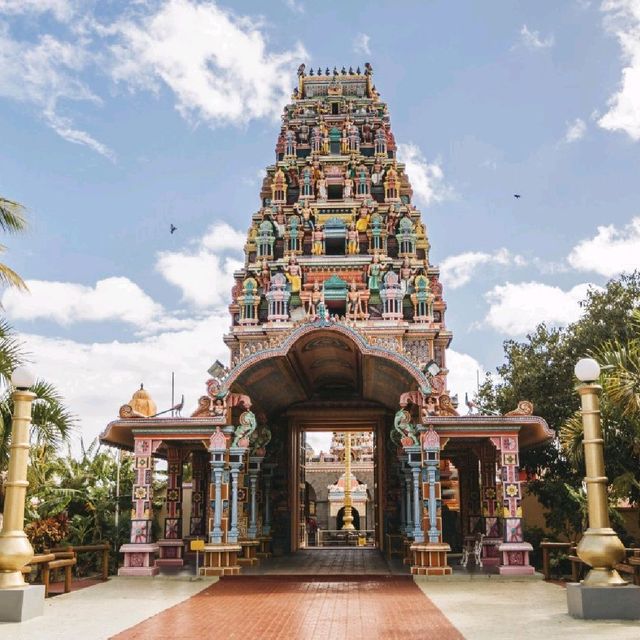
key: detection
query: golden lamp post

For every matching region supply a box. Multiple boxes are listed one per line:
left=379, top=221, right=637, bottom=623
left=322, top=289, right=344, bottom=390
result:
left=0, top=366, right=37, bottom=590
left=573, top=358, right=626, bottom=587
left=341, top=432, right=355, bottom=531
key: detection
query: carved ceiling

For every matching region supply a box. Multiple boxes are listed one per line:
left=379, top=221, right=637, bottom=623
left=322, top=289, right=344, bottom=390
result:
left=229, top=329, right=420, bottom=416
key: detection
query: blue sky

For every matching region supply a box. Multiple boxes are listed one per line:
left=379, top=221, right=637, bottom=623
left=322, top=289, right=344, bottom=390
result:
left=1, top=0, right=640, bottom=445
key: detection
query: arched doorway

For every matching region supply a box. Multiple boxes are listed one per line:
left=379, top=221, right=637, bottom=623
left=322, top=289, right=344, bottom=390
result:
left=222, top=322, right=428, bottom=554
left=336, top=506, right=360, bottom=530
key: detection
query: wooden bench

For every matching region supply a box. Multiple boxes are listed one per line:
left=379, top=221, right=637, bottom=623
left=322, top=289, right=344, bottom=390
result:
left=540, top=541, right=573, bottom=580
left=50, top=543, right=110, bottom=580
left=42, top=551, right=77, bottom=597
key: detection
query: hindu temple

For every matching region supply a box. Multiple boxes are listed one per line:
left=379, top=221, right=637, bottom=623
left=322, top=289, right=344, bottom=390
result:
left=101, top=64, right=553, bottom=578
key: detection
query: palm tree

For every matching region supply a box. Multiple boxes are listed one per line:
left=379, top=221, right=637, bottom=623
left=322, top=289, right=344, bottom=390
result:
left=596, top=309, right=640, bottom=419
left=0, top=197, right=27, bottom=290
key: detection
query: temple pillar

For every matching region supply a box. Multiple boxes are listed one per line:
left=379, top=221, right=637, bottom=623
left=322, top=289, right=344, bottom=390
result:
left=258, top=462, right=275, bottom=558
left=403, top=465, right=413, bottom=536
left=247, top=455, right=264, bottom=539
left=228, top=447, right=245, bottom=544
left=405, top=445, right=424, bottom=543
left=409, top=427, right=451, bottom=576
left=119, top=437, right=160, bottom=576
left=201, top=426, right=241, bottom=577
left=480, top=440, right=501, bottom=565
left=189, top=451, right=207, bottom=537
left=157, top=447, right=184, bottom=567
left=398, top=464, right=406, bottom=533
left=498, top=435, right=534, bottom=575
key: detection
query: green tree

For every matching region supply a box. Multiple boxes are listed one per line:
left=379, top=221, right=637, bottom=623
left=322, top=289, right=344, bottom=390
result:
left=478, top=272, right=640, bottom=539
left=0, top=197, right=28, bottom=290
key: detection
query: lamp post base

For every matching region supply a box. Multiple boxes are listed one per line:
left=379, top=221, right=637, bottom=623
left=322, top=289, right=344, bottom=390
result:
left=0, top=585, right=45, bottom=622
left=567, top=583, right=640, bottom=619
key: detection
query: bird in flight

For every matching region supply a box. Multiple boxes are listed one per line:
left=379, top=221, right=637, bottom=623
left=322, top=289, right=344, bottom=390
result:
left=513, top=194, right=521, bottom=199
left=170, top=224, right=177, bottom=234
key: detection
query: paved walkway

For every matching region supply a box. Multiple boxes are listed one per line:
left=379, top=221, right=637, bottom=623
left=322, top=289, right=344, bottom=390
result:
left=113, top=576, right=463, bottom=640
left=243, top=548, right=407, bottom=575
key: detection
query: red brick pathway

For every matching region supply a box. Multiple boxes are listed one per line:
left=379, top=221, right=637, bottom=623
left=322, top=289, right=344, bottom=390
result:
left=112, top=576, right=463, bottom=640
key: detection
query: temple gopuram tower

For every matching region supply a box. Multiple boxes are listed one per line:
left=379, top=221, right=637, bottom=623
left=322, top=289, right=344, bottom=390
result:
left=225, top=63, right=450, bottom=384
left=103, top=65, right=552, bottom=579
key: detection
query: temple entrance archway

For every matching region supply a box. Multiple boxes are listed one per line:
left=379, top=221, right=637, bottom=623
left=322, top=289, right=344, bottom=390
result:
left=224, top=324, right=427, bottom=555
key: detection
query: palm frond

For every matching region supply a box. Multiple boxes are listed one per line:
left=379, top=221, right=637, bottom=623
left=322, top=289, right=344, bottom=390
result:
left=0, top=198, right=27, bottom=234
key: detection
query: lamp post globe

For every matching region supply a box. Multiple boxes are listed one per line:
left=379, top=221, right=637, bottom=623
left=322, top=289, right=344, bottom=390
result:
left=574, top=358, right=600, bottom=383
left=11, top=366, right=35, bottom=390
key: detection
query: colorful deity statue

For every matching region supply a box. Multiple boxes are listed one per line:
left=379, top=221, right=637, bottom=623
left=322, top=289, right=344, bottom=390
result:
left=274, top=205, right=286, bottom=237
left=311, top=125, right=323, bottom=153
left=393, top=401, right=418, bottom=446
left=348, top=121, right=360, bottom=153
left=284, top=256, right=302, bottom=293
left=259, top=258, right=270, bottom=291
left=367, top=253, right=385, bottom=292
left=400, top=257, right=416, bottom=294
left=316, top=172, right=328, bottom=201
left=287, top=164, right=299, bottom=188
left=271, top=167, right=287, bottom=204
left=232, top=409, right=257, bottom=447
left=347, top=281, right=367, bottom=320
left=361, top=118, right=373, bottom=144
left=311, top=224, right=325, bottom=255
left=355, top=204, right=370, bottom=232
left=305, top=281, right=324, bottom=317
left=301, top=202, right=315, bottom=232
left=341, top=125, right=349, bottom=154
left=343, top=175, right=354, bottom=200
left=384, top=163, right=400, bottom=201
left=347, top=222, right=359, bottom=255
left=370, top=158, right=383, bottom=187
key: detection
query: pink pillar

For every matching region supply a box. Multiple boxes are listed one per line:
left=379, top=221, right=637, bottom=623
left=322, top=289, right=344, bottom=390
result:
left=119, top=437, right=160, bottom=576
left=480, top=440, right=501, bottom=565
left=498, top=434, right=534, bottom=575
left=157, top=447, right=184, bottom=567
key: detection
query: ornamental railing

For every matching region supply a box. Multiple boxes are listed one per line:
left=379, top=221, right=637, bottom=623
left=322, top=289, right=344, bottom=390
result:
left=312, top=529, right=376, bottom=548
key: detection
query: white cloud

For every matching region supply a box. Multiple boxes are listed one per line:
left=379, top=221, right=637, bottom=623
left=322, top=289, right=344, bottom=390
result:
left=0, top=25, right=114, bottom=159
left=109, top=0, right=307, bottom=127
left=1, top=277, right=163, bottom=327
left=519, top=24, right=554, bottom=50
left=283, top=0, right=304, bottom=13
left=156, top=222, right=244, bottom=308
left=564, top=117, right=587, bottom=142
left=483, top=281, right=597, bottom=336
left=446, top=350, right=485, bottom=406
left=21, top=313, right=231, bottom=447
left=567, top=216, right=640, bottom=276
left=439, top=248, right=525, bottom=289
left=598, top=0, right=640, bottom=140
left=353, top=33, right=371, bottom=56
left=397, top=142, right=452, bottom=207
left=0, top=0, right=74, bottom=22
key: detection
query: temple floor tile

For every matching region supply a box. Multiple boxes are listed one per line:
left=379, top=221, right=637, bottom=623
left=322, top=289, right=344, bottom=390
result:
left=111, top=576, right=463, bottom=640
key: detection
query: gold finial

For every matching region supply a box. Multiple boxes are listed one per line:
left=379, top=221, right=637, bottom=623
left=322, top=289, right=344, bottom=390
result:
left=128, top=383, right=158, bottom=417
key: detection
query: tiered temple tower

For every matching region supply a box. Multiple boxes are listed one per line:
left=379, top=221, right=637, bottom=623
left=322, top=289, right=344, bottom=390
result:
left=224, top=63, right=452, bottom=391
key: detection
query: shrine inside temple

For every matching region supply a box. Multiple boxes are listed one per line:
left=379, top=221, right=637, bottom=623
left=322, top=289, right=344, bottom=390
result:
left=100, top=64, right=553, bottom=578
